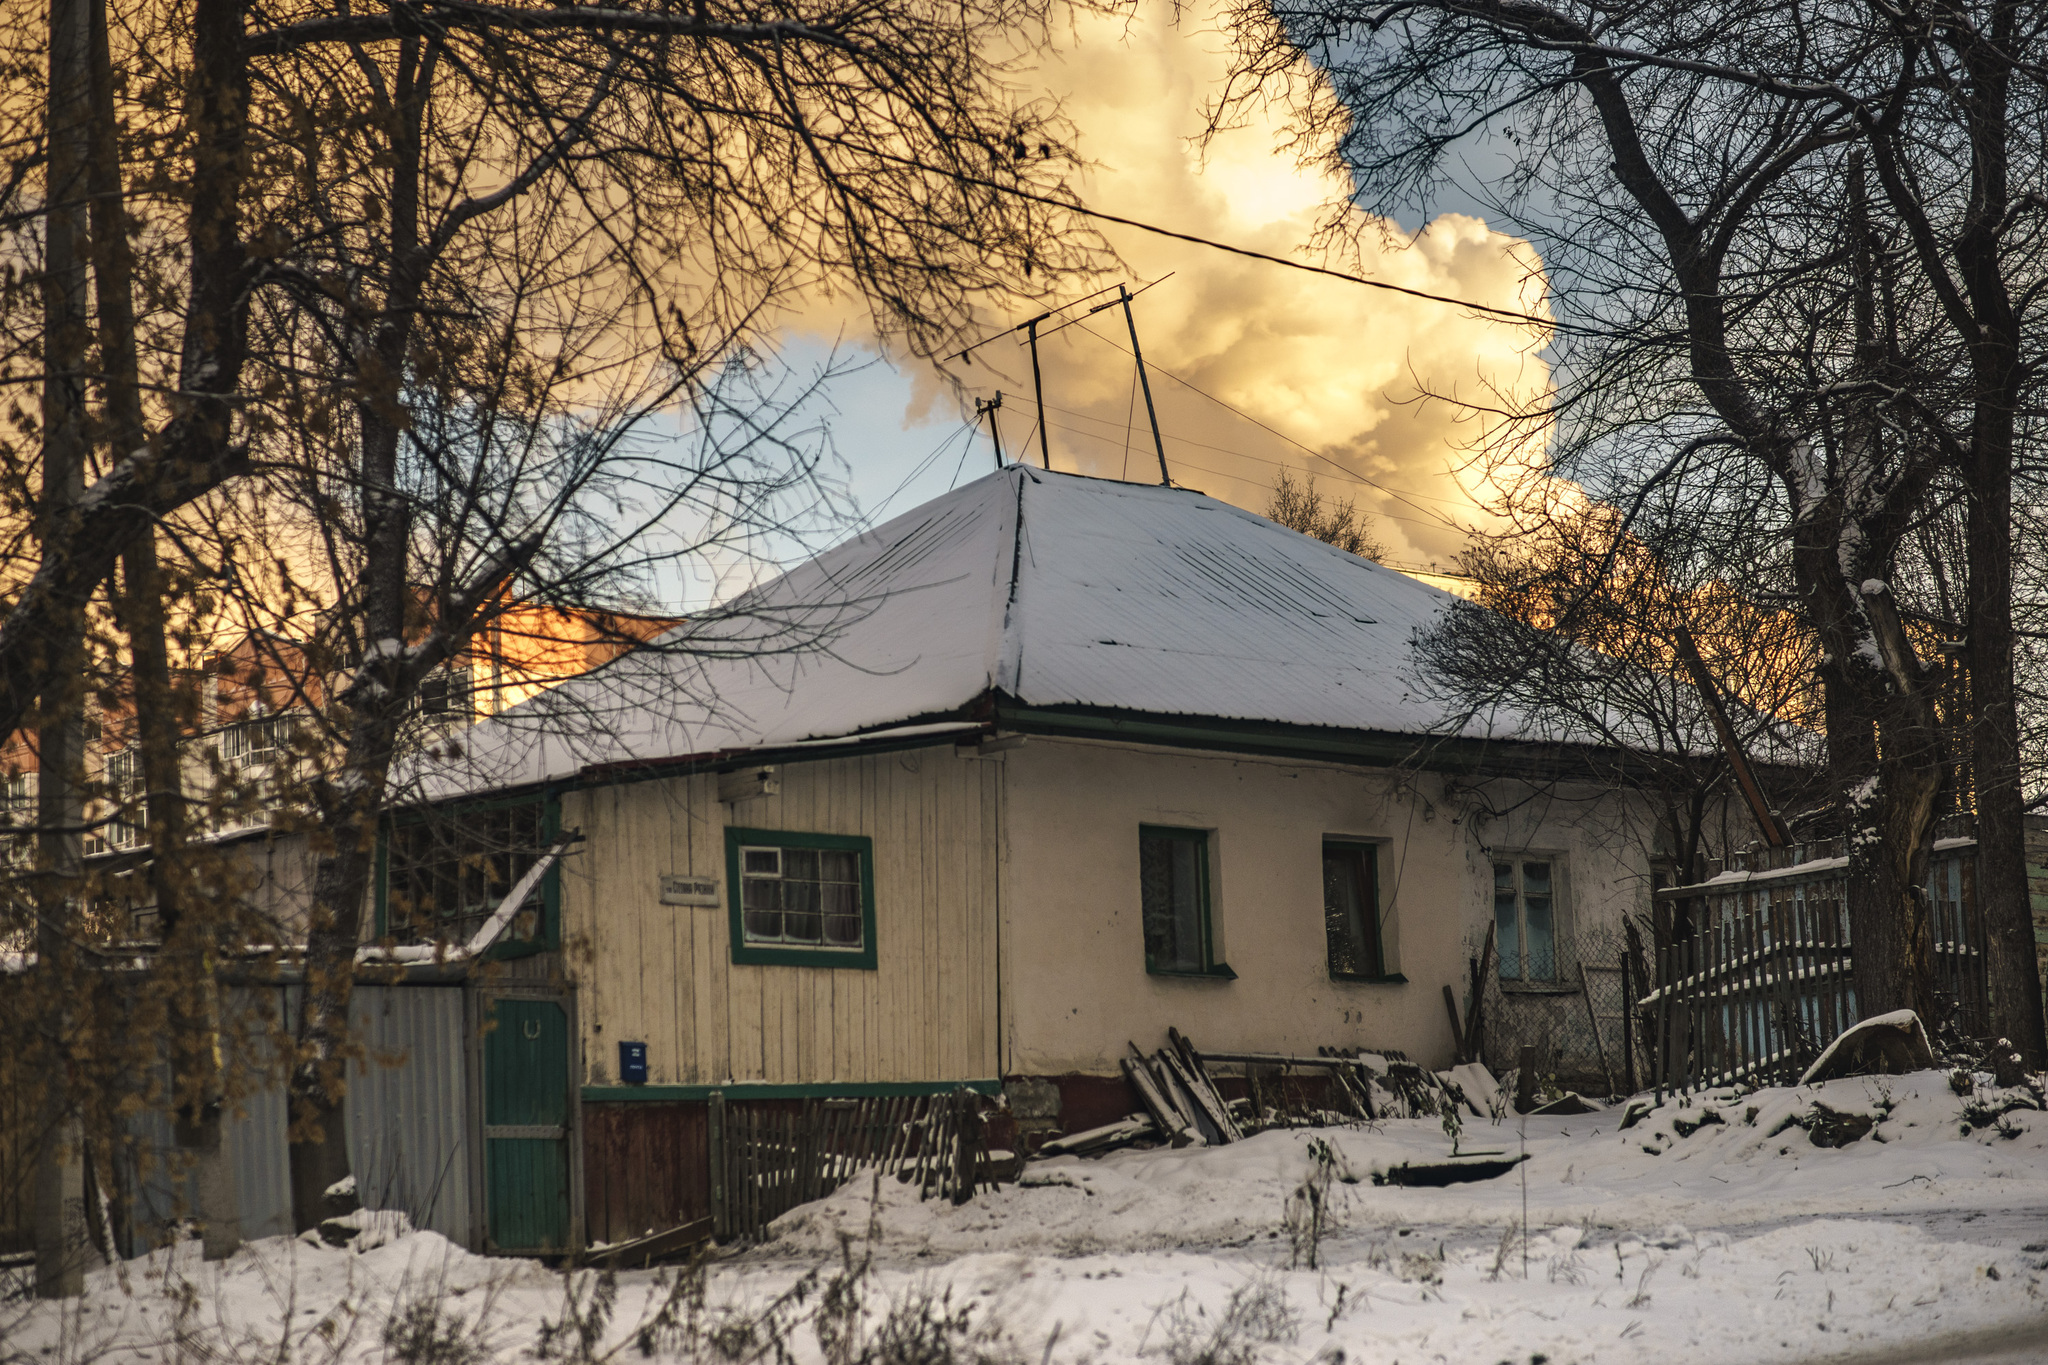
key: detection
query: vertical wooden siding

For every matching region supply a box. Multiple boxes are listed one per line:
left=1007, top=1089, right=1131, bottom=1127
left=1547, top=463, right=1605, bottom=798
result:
left=561, top=749, right=1003, bottom=1087
left=583, top=1101, right=711, bottom=1243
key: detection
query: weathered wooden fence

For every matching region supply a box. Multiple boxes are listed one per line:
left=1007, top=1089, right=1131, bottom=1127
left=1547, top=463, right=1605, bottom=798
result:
left=711, top=1090, right=988, bottom=1244
left=1646, top=837, right=1985, bottom=1093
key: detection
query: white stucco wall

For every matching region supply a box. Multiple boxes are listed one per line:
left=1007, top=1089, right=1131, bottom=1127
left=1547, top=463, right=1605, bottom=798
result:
left=995, top=737, right=1656, bottom=1078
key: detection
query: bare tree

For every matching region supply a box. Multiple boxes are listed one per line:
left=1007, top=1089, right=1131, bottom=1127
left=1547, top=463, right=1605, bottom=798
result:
left=1, top=0, right=1117, bottom=1249
left=1211, top=0, right=2048, bottom=1054
left=1414, top=501, right=1825, bottom=886
left=1266, top=469, right=1384, bottom=559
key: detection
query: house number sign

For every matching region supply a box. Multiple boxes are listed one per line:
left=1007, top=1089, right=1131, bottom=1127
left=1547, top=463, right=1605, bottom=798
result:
left=659, top=873, right=720, bottom=907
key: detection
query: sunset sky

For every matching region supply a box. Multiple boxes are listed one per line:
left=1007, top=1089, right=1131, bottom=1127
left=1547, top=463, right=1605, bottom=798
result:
left=777, top=0, right=1557, bottom=576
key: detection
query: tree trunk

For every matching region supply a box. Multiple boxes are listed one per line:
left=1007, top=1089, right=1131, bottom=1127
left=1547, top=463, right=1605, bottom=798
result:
left=287, top=37, right=435, bottom=1229
left=1968, top=458, right=2044, bottom=1063
left=33, top=0, right=95, bottom=1300
left=1823, top=656, right=1897, bottom=1022
left=1948, top=12, right=2047, bottom=1066
left=85, top=0, right=239, bottom=1257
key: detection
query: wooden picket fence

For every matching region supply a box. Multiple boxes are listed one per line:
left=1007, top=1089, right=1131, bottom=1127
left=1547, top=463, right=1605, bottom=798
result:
left=1645, top=836, right=1985, bottom=1094
left=709, top=1089, right=989, bottom=1244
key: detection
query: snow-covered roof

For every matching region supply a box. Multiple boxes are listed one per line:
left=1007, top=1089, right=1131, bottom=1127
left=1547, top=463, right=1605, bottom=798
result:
left=420, top=467, right=1536, bottom=794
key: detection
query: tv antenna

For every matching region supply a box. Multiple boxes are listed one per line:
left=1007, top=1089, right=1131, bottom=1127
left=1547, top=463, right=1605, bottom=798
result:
left=975, top=392, right=1006, bottom=469
left=945, top=277, right=1175, bottom=480
left=1024, top=276, right=1175, bottom=485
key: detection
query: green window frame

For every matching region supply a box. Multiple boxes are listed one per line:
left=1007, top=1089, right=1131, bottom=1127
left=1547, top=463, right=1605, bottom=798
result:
left=1139, top=825, right=1234, bottom=979
left=1494, top=855, right=1562, bottom=986
left=376, top=791, right=562, bottom=959
left=1324, top=839, right=1398, bottom=982
left=725, top=827, right=878, bottom=970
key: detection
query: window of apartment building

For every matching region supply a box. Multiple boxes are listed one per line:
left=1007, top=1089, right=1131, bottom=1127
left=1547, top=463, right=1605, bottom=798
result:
left=3, top=770, right=34, bottom=820
left=1494, top=856, right=1564, bottom=985
left=105, top=748, right=145, bottom=850
left=726, top=828, right=876, bottom=969
left=1324, top=839, right=1393, bottom=981
left=4, top=771, right=34, bottom=865
left=1140, top=825, right=1232, bottom=978
left=380, top=795, right=559, bottom=954
left=220, top=712, right=294, bottom=768
left=416, top=665, right=474, bottom=718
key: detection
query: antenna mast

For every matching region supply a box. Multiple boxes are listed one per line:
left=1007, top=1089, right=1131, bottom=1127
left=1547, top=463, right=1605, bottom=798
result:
left=975, top=392, right=1006, bottom=469
left=1024, top=316, right=1052, bottom=469
left=1115, top=284, right=1171, bottom=485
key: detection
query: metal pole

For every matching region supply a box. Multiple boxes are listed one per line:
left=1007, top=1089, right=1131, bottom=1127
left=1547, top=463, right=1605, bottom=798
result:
left=977, top=392, right=1005, bottom=469
left=1118, top=285, right=1171, bottom=485
left=1025, top=318, right=1051, bottom=469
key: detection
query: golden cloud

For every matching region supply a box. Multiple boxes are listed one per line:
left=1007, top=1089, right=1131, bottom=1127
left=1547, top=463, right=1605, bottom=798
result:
left=809, top=0, right=1559, bottom=567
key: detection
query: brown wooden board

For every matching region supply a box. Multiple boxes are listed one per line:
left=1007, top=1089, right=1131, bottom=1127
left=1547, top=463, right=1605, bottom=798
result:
left=1122, top=1051, right=1193, bottom=1146
left=1168, top=1029, right=1244, bottom=1142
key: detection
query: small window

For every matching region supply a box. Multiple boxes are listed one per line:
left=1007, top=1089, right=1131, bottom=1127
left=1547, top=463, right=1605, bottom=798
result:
left=417, top=665, right=474, bottom=718
left=383, top=798, right=556, bottom=952
left=1140, top=825, right=1229, bottom=977
left=2, top=770, right=35, bottom=822
left=725, top=828, right=876, bottom=969
left=220, top=712, right=293, bottom=768
left=1323, top=840, right=1386, bottom=980
left=1495, top=857, right=1561, bottom=984
left=105, top=748, right=142, bottom=797
left=739, top=844, right=864, bottom=948
left=105, top=749, right=145, bottom=850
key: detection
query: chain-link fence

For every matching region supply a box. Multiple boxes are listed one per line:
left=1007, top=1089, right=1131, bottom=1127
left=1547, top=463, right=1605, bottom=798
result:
left=1464, top=923, right=1647, bottom=1097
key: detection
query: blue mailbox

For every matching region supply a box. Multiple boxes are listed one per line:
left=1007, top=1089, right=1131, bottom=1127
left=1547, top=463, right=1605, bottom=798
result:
left=618, top=1040, right=649, bottom=1085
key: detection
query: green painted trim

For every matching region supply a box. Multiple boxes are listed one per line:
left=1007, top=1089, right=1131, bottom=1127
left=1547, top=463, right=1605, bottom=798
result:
left=582, top=1078, right=1003, bottom=1103
left=1149, top=962, right=1239, bottom=981
left=1140, top=824, right=1223, bottom=977
left=725, top=827, right=879, bottom=970
left=1331, top=972, right=1409, bottom=985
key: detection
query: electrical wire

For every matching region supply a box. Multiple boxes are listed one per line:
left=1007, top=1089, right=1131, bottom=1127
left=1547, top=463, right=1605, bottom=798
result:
left=1022, top=392, right=1479, bottom=512
left=1044, top=321, right=1468, bottom=531
left=796, top=128, right=1583, bottom=336
left=1032, top=415, right=1463, bottom=536
left=860, top=422, right=977, bottom=525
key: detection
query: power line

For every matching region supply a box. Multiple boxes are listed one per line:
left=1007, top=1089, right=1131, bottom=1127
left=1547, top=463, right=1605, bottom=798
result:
left=837, top=140, right=1581, bottom=335
left=709, top=114, right=1590, bottom=337
left=1070, top=320, right=1470, bottom=532
left=1031, top=416, right=1463, bottom=536
left=1021, top=393, right=1480, bottom=513
left=861, top=421, right=977, bottom=525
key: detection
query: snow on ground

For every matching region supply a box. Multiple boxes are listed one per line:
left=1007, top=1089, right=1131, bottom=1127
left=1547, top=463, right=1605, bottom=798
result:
left=7, top=1069, right=2046, bottom=1364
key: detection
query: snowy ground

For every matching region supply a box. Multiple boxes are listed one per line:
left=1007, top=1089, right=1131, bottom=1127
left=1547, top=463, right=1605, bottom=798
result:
left=7, top=1068, right=2046, bottom=1364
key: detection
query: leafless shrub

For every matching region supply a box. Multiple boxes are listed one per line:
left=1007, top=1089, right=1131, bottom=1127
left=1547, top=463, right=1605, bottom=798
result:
left=381, top=1297, right=490, bottom=1365
left=1265, top=471, right=1383, bottom=561
left=1154, top=1278, right=1299, bottom=1365
left=1284, top=1138, right=1344, bottom=1270
left=1624, top=1262, right=1656, bottom=1310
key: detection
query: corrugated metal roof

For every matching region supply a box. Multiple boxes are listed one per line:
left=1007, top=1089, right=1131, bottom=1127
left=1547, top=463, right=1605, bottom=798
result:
left=423, top=467, right=1547, bottom=794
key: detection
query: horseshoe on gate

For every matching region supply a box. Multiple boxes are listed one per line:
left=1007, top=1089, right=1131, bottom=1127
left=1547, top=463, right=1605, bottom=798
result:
left=523, top=1018, right=542, bottom=1039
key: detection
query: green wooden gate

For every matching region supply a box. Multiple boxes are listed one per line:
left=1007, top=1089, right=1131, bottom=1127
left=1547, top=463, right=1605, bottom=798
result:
left=482, top=997, right=572, bottom=1253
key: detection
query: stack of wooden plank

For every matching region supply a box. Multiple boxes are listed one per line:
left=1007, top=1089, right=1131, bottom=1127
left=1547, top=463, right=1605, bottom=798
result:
left=1029, top=1032, right=1499, bottom=1163
left=1119, top=1028, right=1246, bottom=1147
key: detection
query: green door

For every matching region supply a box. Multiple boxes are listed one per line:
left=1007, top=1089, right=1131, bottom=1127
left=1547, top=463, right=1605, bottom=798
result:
left=483, top=998, right=572, bottom=1253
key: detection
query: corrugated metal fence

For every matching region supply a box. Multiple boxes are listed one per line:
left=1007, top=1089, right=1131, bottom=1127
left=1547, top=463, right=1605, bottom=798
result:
left=119, top=984, right=474, bottom=1255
